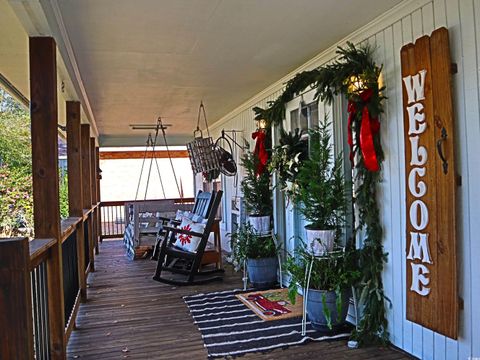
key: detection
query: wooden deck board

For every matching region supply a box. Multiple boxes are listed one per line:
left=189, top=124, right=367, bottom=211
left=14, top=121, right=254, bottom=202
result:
left=67, top=240, right=413, bottom=359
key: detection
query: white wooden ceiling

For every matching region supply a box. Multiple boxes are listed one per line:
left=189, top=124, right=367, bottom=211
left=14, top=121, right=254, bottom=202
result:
left=4, top=0, right=402, bottom=145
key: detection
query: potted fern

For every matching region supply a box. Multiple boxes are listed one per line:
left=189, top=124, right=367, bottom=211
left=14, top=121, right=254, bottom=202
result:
left=241, top=149, right=272, bottom=235
left=294, top=119, right=347, bottom=255
left=230, top=222, right=278, bottom=289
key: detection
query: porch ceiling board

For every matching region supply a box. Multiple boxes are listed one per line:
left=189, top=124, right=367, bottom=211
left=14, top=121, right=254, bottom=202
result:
left=38, top=0, right=400, bottom=146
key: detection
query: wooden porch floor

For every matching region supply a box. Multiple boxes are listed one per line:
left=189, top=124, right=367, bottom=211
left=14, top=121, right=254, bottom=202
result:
left=67, top=240, right=413, bottom=359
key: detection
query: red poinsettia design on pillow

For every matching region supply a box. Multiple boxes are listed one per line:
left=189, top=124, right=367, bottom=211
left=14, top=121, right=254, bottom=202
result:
left=178, top=224, right=192, bottom=246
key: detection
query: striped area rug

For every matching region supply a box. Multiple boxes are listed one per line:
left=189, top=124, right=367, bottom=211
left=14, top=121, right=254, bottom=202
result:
left=183, top=289, right=351, bottom=358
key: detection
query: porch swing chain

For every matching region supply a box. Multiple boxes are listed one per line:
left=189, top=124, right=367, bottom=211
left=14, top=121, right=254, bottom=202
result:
left=142, top=126, right=162, bottom=205
left=134, top=134, right=153, bottom=202
left=153, top=154, right=167, bottom=200
left=195, top=100, right=210, bottom=137
left=150, top=122, right=167, bottom=200
left=158, top=117, right=182, bottom=199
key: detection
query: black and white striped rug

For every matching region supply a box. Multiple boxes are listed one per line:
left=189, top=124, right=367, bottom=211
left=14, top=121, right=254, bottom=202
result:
left=183, top=289, right=351, bottom=358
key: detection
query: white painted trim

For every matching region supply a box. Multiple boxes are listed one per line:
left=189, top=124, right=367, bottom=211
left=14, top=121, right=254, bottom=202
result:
left=8, top=0, right=100, bottom=140
left=209, top=0, right=431, bottom=131
left=8, top=0, right=51, bottom=36
left=40, top=0, right=99, bottom=139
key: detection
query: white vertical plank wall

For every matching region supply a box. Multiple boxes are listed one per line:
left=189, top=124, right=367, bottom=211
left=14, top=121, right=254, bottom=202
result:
left=208, top=0, right=480, bottom=358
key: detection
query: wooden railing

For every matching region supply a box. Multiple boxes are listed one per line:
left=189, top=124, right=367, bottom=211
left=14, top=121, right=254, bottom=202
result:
left=0, top=205, right=100, bottom=359
left=99, top=197, right=195, bottom=240
left=29, top=238, right=56, bottom=360
left=62, top=232, right=80, bottom=337
left=100, top=200, right=127, bottom=239
left=0, top=38, right=104, bottom=359
left=1, top=196, right=196, bottom=359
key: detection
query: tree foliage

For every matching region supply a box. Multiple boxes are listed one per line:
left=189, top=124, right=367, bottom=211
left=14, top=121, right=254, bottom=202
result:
left=240, top=149, right=272, bottom=216
left=253, top=43, right=388, bottom=345
left=294, top=120, right=347, bottom=230
left=229, top=222, right=277, bottom=270
left=0, top=90, right=33, bottom=236
left=268, top=128, right=308, bottom=200
left=1, top=89, right=70, bottom=235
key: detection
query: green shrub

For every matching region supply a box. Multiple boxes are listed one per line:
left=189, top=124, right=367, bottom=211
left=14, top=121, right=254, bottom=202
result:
left=229, top=223, right=277, bottom=270
left=59, top=169, right=69, bottom=220
left=240, top=150, right=272, bottom=216
left=294, top=119, right=347, bottom=230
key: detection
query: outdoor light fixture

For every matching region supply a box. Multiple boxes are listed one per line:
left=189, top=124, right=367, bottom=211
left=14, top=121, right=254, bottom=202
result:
left=348, top=75, right=365, bottom=94
left=256, top=118, right=268, bottom=130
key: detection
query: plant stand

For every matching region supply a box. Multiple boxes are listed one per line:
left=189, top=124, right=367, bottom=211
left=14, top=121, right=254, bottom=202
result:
left=301, top=247, right=355, bottom=336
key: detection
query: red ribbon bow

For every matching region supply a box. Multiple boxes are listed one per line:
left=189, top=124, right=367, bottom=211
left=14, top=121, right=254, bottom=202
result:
left=347, top=89, right=380, bottom=172
left=252, top=130, right=268, bottom=176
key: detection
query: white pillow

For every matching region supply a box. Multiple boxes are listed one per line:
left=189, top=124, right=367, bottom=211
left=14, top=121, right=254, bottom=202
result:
left=173, top=217, right=206, bottom=252
left=192, top=214, right=203, bottom=223
left=175, top=209, right=184, bottom=221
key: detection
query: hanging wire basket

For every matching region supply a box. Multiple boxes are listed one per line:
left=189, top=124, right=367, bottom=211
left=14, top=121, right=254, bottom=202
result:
left=186, top=102, right=221, bottom=174
left=186, top=139, right=203, bottom=173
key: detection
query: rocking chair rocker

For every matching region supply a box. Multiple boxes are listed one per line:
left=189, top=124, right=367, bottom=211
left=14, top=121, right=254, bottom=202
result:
left=152, top=190, right=224, bottom=286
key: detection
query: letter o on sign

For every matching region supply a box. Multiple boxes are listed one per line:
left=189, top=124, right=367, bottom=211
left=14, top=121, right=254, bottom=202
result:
left=409, top=199, right=429, bottom=231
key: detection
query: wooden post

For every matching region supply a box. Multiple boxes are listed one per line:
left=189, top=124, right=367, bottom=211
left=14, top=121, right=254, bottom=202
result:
left=0, top=238, right=34, bottom=360
left=29, top=36, right=65, bottom=358
left=96, top=147, right=102, bottom=242
left=66, top=101, right=87, bottom=301
left=81, top=124, right=94, bottom=272
left=90, top=138, right=99, bottom=254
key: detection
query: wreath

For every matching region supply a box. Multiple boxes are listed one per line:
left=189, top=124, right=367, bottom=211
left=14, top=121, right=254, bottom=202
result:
left=254, top=42, right=388, bottom=345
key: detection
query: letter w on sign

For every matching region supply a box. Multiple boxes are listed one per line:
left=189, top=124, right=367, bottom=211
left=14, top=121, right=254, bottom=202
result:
left=400, top=27, right=458, bottom=339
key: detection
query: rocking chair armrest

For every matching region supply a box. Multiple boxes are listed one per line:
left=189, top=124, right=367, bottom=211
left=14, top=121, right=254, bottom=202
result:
left=164, top=226, right=204, bottom=238
left=158, top=216, right=172, bottom=222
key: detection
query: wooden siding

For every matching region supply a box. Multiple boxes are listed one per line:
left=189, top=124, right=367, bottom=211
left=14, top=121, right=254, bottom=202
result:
left=66, top=240, right=411, bottom=359
left=209, top=0, right=480, bottom=359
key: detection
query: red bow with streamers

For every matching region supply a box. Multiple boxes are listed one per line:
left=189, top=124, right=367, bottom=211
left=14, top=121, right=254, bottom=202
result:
left=347, top=89, right=380, bottom=172
left=252, top=130, right=268, bottom=176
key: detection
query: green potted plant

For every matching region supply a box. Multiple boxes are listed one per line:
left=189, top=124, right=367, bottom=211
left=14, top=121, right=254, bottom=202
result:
left=268, top=128, right=308, bottom=201
left=293, top=119, right=347, bottom=255
left=230, top=222, right=278, bottom=289
left=286, top=245, right=359, bottom=331
left=241, top=149, right=272, bottom=235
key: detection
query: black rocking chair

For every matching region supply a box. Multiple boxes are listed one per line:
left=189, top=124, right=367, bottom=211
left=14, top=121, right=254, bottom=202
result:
left=152, top=190, right=223, bottom=286
left=151, top=190, right=215, bottom=259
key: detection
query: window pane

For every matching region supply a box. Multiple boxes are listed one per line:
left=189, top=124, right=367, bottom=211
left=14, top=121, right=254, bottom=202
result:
left=290, top=109, right=299, bottom=130
left=308, top=102, right=319, bottom=127
left=299, top=106, right=308, bottom=131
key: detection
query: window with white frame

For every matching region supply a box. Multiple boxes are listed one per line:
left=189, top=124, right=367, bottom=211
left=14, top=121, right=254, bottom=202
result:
left=285, top=91, right=320, bottom=133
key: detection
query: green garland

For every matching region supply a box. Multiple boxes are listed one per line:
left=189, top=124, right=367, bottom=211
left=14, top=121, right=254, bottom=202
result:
left=254, top=42, right=388, bottom=345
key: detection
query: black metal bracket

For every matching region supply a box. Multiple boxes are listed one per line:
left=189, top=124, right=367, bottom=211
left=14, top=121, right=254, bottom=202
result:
left=436, top=127, right=448, bottom=174
left=220, top=129, right=247, bottom=150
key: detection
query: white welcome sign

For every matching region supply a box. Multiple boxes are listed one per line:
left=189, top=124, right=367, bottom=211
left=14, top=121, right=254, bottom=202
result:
left=403, top=69, right=432, bottom=297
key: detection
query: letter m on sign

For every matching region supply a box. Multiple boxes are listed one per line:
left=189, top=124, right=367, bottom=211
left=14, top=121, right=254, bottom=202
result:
left=400, top=27, right=458, bottom=339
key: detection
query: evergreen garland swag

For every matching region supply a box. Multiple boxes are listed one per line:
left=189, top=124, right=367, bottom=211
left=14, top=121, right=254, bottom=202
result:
left=254, top=42, right=389, bottom=345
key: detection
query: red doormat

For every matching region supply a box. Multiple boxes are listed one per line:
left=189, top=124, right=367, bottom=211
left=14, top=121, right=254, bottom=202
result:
left=235, top=288, right=303, bottom=321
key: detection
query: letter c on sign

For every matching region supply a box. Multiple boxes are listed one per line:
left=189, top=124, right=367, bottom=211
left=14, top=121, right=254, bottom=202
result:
left=409, top=199, right=429, bottom=231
